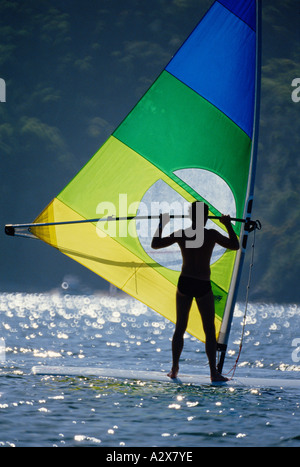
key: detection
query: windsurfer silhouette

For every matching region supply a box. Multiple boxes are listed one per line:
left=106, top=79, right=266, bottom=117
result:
left=151, top=201, right=239, bottom=382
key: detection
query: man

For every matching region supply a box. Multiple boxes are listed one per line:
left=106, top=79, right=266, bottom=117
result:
left=151, top=202, right=239, bottom=382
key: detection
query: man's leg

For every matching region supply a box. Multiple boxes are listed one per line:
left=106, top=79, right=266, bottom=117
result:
left=167, top=290, right=193, bottom=379
left=196, top=291, right=228, bottom=382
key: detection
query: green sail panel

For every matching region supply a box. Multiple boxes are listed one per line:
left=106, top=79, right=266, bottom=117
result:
left=114, top=71, right=252, bottom=221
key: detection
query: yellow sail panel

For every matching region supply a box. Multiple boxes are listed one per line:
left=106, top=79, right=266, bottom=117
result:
left=31, top=201, right=57, bottom=247
left=33, top=197, right=157, bottom=292
left=33, top=197, right=221, bottom=341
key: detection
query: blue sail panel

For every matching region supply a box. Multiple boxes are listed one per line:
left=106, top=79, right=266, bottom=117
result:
left=218, top=0, right=256, bottom=31
left=166, top=1, right=256, bottom=138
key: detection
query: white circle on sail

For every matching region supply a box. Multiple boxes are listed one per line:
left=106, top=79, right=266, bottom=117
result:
left=136, top=168, right=237, bottom=271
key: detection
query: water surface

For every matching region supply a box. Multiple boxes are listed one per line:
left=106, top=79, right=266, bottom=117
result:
left=0, top=293, right=299, bottom=447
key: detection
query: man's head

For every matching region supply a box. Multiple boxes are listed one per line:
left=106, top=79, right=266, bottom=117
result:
left=190, top=201, right=209, bottom=228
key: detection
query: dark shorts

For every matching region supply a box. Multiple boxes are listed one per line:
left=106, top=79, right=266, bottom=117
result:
left=177, top=275, right=212, bottom=299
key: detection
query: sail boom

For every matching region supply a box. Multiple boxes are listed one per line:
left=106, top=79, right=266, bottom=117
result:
left=5, top=216, right=250, bottom=236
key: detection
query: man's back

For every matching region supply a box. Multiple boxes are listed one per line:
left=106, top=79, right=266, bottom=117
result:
left=177, top=228, right=217, bottom=281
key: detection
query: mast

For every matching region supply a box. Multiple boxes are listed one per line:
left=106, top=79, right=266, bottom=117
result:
left=217, top=0, right=262, bottom=373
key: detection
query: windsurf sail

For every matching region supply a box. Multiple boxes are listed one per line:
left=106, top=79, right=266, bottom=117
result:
left=6, top=0, right=261, bottom=371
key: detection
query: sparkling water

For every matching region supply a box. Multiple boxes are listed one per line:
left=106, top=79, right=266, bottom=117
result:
left=0, top=292, right=299, bottom=447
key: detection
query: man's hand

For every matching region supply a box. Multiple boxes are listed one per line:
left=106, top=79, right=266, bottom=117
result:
left=218, top=215, right=239, bottom=250
left=152, top=213, right=176, bottom=250
left=219, top=214, right=232, bottom=228
left=159, top=213, right=170, bottom=228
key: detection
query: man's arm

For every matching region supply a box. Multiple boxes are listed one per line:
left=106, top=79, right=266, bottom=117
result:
left=151, top=214, right=178, bottom=250
left=214, top=215, right=240, bottom=251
